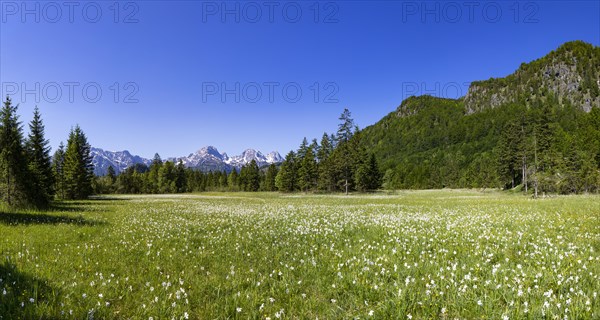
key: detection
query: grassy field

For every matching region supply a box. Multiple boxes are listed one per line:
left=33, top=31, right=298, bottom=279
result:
left=0, top=190, right=599, bottom=319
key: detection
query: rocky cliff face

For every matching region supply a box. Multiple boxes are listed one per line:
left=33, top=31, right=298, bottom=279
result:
left=464, top=41, right=600, bottom=114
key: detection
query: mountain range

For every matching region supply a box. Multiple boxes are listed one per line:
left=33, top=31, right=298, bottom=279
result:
left=92, top=146, right=282, bottom=176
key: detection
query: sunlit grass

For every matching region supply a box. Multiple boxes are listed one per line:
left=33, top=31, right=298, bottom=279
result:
left=1, top=190, right=599, bottom=319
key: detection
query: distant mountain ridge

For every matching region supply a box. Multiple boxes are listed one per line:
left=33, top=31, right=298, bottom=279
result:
left=92, top=146, right=282, bottom=176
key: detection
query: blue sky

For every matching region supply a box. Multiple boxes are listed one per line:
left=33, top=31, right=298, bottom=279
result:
left=1, top=0, right=599, bottom=158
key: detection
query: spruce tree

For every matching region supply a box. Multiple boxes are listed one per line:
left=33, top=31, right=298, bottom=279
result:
left=63, top=125, right=94, bottom=199
left=245, top=160, right=260, bottom=191
left=158, top=161, right=176, bottom=193
left=298, top=147, right=317, bottom=192
left=355, top=153, right=381, bottom=191
left=25, top=106, right=54, bottom=206
left=497, top=121, right=523, bottom=189
left=52, top=142, right=66, bottom=200
left=0, top=97, right=33, bottom=207
left=297, top=137, right=309, bottom=160
left=228, top=169, right=239, bottom=191
left=219, top=170, right=228, bottom=189
left=334, top=109, right=356, bottom=194
left=317, top=133, right=335, bottom=191
left=175, top=160, right=187, bottom=193
left=264, top=164, right=278, bottom=191
left=147, top=153, right=163, bottom=193
left=275, top=151, right=297, bottom=192
left=336, top=108, right=355, bottom=144
left=316, top=133, right=332, bottom=163
left=107, top=165, right=116, bottom=184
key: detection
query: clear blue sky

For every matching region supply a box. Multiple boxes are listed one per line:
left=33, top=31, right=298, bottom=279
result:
left=1, top=0, right=599, bottom=158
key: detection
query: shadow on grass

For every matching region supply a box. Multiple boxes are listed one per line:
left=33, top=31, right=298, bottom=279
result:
left=0, top=261, right=60, bottom=319
left=89, top=195, right=132, bottom=201
left=0, top=211, right=106, bottom=226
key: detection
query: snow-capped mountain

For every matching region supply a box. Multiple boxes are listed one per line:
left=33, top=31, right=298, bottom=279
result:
left=91, top=147, right=152, bottom=176
left=265, top=151, right=284, bottom=164
left=92, top=146, right=282, bottom=175
left=170, top=146, right=230, bottom=172
left=177, top=147, right=282, bottom=171
left=224, top=149, right=283, bottom=168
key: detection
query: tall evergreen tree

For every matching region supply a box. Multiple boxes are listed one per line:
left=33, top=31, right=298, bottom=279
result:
left=336, top=108, right=355, bottom=144
left=107, top=165, right=116, bottom=184
left=310, top=138, right=319, bottom=157
left=298, top=147, right=317, bottom=192
left=0, top=97, right=33, bottom=207
left=333, top=109, right=356, bottom=194
left=219, top=170, right=228, bottom=189
left=275, top=151, right=297, bottom=192
left=317, top=133, right=335, bottom=191
left=264, top=164, right=278, bottom=191
left=297, top=137, right=309, bottom=160
left=175, top=160, right=187, bottom=193
left=228, top=169, right=239, bottom=191
left=497, top=121, right=523, bottom=189
left=25, top=106, right=54, bottom=206
left=63, top=125, right=94, bottom=199
left=146, top=153, right=163, bottom=193
left=316, top=133, right=332, bottom=163
left=52, top=142, right=66, bottom=200
left=355, top=153, right=382, bottom=191
left=245, top=160, right=260, bottom=191
left=158, top=161, right=176, bottom=193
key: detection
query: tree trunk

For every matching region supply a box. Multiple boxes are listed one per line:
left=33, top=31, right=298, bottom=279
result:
left=523, top=156, right=527, bottom=193
left=533, top=135, right=538, bottom=199
left=345, top=179, right=348, bottom=195
left=511, top=172, right=515, bottom=189
left=6, top=168, right=11, bottom=206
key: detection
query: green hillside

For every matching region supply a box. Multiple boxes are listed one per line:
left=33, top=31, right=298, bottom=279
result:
left=361, top=41, right=600, bottom=193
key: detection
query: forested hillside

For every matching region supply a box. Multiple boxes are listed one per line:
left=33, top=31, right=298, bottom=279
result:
left=361, top=41, right=600, bottom=194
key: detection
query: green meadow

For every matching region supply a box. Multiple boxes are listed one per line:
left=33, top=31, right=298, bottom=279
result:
left=1, top=190, right=599, bottom=319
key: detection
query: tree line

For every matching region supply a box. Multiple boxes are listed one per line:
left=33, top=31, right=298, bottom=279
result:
left=95, top=109, right=382, bottom=195
left=0, top=97, right=94, bottom=209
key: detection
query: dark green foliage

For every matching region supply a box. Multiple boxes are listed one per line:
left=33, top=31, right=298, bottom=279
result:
left=298, top=146, right=317, bottom=192
left=0, top=97, right=36, bottom=207
left=25, top=106, right=54, bottom=207
left=228, top=169, right=239, bottom=191
left=175, top=160, right=187, bottom=193
left=317, top=133, right=335, bottom=191
left=264, top=164, right=278, bottom=191
left=359, top=90, right=600, bottom=194
left=107, top=166, right=116, bottom=184
left=276, top=151, right=297, bottom=192
left=63, top=126, right=94, bottom=199
left=297, top=137, right=309, bottom=160
left=158, top=161, right=176, bottom=193
left=146, top=153, right=163, bottom=193
left=52, top=142, right=66, bottom=200
left=240, top=160, right=260, bottom=191
left=355, top=153, right=382, bottom=192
